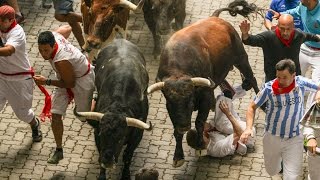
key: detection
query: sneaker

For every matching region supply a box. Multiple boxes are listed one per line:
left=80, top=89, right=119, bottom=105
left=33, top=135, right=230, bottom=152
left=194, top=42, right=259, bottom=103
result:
left=236, top=141, right=247, bottom=155
left=15, top=13, right=25, bottom=24
left=42, top=0, right=52, bottom=9
left=31, top=118, right=42, bottom=142
left=47, top=150, right=64, bottom=164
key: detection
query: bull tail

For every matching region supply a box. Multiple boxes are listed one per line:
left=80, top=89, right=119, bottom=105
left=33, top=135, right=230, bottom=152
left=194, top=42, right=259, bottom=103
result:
left=211, top=0, right=264, bottom=19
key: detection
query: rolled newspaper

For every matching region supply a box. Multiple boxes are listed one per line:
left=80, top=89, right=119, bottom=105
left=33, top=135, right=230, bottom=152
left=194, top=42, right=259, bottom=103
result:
left=300, top=101, right=320, bottom=129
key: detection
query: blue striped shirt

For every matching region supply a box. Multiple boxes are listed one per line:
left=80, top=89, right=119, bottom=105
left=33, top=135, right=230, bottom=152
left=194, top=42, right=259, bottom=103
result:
left=254, top=76, right=318, bottom=138
left=282, top=0, right=320, bottom=48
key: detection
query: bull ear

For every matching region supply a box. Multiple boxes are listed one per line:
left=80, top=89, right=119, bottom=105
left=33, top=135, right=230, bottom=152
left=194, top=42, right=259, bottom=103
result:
left=126, top=117, right=153, bottom=131
left=147, top=82, right=165, bottom=94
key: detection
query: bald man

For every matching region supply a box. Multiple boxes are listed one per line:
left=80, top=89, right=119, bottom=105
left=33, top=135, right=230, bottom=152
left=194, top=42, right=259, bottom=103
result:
left=240, top=14, right=320, bottom=82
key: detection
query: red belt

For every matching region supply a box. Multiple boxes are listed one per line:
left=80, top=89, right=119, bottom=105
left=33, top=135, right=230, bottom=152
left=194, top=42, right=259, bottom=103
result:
left=307, top=45, right=320, bottom=51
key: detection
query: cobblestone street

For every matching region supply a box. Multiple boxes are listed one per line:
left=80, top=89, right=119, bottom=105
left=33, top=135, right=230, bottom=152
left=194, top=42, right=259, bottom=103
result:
left=0, top=0, right=310, bottom=179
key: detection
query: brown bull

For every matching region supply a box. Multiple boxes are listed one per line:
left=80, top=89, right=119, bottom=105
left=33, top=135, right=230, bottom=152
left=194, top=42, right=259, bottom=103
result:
left=81, top=0, right=145, bottom=61
left=147, top=0, right=261, bottom=167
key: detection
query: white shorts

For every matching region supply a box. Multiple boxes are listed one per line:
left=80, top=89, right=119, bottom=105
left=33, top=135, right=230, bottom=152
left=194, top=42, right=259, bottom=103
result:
left=0, top=78, right=34, bottom=123
left=263, top=132, right=303, bottom=179
left=51, top=70, right=95, bottom=117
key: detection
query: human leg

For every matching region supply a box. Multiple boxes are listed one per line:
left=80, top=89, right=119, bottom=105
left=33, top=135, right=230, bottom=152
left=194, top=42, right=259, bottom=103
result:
left=281, top=135, right=303, bottom=180
left=307, top=152, right=320, bottom=180
left=47, top=88, right=68, bottom=164
left=6, top=79, right=42, bottom=142
left=299, top=44, right=312, bottom=77
left=6, top=0, right=25, bottom=24
left=303, top=46, right=320, bottom=109
left=53, top=0, right=84, bottom=47
left=263, top=132, right=282, bottom=176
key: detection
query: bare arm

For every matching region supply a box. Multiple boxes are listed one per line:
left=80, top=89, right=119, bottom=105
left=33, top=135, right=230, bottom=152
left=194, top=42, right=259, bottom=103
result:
left=240, top=101, right=257, bottom=144
left=219, top=101, right=243, bottom=137
left=33, top=60, right=76, bottom=88
left=0, top=45, right=15, bottom=56
left=264, top=19, right=272, bottom=31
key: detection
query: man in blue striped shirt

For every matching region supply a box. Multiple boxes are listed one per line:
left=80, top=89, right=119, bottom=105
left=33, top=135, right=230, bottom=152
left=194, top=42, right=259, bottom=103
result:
left=240, top=59, right=320, bottom=179
left=271, top=0, right=320, bottom=109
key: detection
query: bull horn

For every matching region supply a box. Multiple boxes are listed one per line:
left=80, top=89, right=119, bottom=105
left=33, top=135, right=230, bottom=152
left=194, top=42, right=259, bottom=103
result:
left=73, top=107, right=104, bottom=121
left=126, top=117, right=153, bottom=131
left=119, top=0, right=145, bottom=12
left=191, top=77, right=216, bottom=88
left=147, top=82, right=165, bottom=94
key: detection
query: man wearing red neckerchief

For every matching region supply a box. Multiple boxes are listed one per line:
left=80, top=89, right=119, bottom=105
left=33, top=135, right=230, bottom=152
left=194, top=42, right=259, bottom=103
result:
left=240, top=14, right=320, bottom=83
left=34, top=25, right=95, bottom=164
left=240, top=59, right=320, bottom=179
left=0, top=6, right=42, bottom=143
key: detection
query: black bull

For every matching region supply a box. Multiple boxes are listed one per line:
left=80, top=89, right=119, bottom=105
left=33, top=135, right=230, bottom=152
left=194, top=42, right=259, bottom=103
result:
left=147, top=9, right=260, bottom=167
left=74, top=39, right=151, bottom=180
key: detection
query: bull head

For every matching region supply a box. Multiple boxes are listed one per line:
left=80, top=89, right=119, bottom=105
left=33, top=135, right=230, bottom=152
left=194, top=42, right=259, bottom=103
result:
left=82, top=0, right=145, bottom=52
left=147, top=77, right=215, bottom=134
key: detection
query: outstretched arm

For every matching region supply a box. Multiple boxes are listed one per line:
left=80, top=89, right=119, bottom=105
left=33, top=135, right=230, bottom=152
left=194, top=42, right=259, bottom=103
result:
left=219, top=101, right=243, bottom=137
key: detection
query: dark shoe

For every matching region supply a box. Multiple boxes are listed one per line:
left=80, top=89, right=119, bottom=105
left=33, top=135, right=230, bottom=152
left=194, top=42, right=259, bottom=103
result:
left=47, top=150, right=64, bottom=164
left=42, top=0, right=52, bottom=9
left=31, top=118, right=42, bottom=142
left=15, top=13, right=25, bottom=24
left=279, top=161, right=283, bottom=174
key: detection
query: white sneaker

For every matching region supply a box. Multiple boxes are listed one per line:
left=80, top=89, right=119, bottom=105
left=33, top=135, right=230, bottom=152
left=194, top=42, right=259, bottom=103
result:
left=236, top=141, right=247, bottom=155
left=233, top=85, right=246, bottom=99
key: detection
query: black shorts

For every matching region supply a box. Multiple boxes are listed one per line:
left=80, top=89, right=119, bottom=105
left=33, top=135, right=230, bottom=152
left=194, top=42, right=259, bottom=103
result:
left=53, top=0, right=74, bottom=15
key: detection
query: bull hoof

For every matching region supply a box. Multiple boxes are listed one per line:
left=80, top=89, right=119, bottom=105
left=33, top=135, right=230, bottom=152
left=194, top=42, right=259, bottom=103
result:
left=172, top=159, right=185, bottom=167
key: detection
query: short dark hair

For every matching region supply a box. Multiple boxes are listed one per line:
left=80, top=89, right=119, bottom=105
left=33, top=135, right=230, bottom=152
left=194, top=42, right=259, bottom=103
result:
left=38, top=31, right=56, bottom=47
left=275, top=59, right=296, bottom=74
left=135, top=168, right=159, bottom=180
left=186, top=129, right=198, bottom=149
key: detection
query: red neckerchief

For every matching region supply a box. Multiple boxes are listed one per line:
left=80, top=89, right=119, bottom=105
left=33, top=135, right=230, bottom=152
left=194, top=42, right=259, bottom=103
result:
left=51, top=43, right=59, bottom=59
left=1, top=20, right=17, bottom=33
left=275, top=27, right=295, bottom=47
left=272, top=79, right=295, bottom=95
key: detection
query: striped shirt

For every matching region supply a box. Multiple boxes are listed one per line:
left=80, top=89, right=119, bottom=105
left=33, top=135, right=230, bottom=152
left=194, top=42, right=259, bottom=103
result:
left=254, top=76, right=318, bottom=138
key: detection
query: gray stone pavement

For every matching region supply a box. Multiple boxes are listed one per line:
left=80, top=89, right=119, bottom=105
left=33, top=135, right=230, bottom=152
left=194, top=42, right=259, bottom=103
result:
left=0, top=0, right=310, bottom=179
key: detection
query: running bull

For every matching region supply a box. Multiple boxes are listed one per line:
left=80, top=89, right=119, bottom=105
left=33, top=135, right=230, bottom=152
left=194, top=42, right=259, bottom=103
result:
left=74, top=39, right=151, bottom=180
left=147, top=1, right=260, bottom=167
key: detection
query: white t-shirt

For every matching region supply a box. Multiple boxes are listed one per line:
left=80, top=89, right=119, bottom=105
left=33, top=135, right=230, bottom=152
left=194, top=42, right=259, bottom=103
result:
left=0, top=24, right=31, bottom=81
left=50, top=32, right=91, bottom=79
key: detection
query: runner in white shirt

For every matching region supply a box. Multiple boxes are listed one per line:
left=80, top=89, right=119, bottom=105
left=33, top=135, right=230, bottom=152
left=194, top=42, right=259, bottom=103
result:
left=241, top=59, right=320, bottom=179
left=34, top=25, right=95, bottom=164
left=186, top=90, right=255, bottom=157
left=0, top=5, right=42, bottom=143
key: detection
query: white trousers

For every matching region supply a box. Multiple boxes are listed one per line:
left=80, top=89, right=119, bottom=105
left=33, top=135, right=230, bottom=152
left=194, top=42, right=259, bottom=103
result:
left=299, top=44, right=320, bottom=109
left=0, top=78, right=34, bottom=123
left=263, top=132, right=303, bottom=180
left=307, top=152, right=320, bottom=180
left=52, top=69, right=95, bottom=119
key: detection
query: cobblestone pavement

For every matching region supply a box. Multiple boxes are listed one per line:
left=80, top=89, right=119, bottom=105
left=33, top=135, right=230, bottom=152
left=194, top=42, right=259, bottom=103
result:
left=0, top=0, right=310, bottom=179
